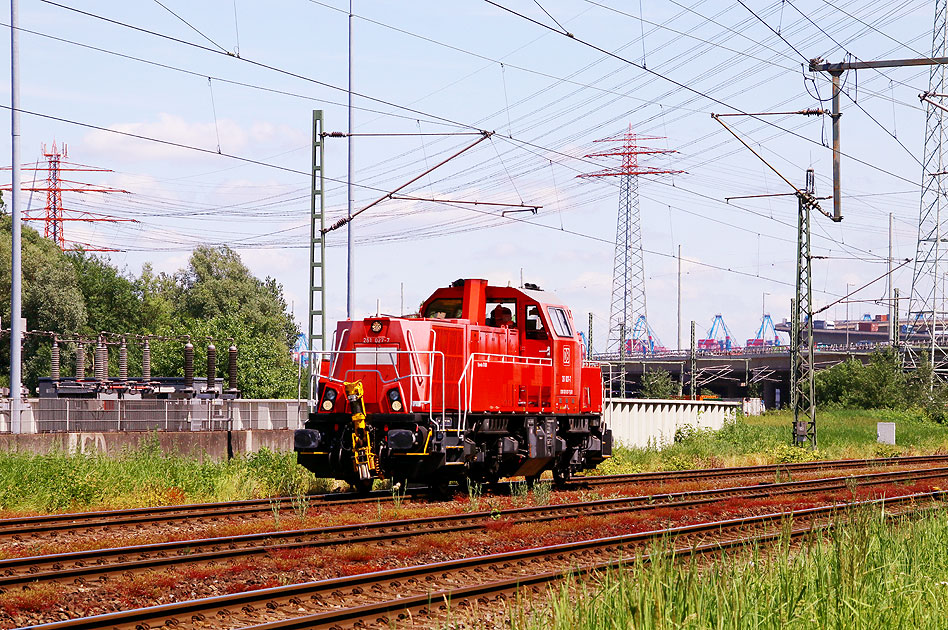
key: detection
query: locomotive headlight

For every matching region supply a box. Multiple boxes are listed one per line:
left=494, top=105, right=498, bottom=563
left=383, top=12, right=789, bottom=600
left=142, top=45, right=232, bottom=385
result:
left=387, top=387, right=403, bottom=412
left=370, top=320, right=383, bottom=333
left=320, top=387, right=337, bottom=411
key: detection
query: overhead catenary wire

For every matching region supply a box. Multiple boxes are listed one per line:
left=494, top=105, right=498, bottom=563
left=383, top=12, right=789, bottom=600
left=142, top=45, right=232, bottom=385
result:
left=5, top=0, right=920, bottom=304
left=152, top=0, right=229, bottom=53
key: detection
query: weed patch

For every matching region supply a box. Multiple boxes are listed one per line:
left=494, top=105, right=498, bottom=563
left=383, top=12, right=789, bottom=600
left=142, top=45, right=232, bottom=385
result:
left=0, top=441, right=334, bottom=512
left=0, top=583, right=64, bottom=616
left=512, top=507, right=948, bottom=630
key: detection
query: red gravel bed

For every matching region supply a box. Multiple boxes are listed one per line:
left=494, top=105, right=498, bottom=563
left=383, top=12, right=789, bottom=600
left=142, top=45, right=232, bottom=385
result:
left=0, top=474, right=939, bottom=628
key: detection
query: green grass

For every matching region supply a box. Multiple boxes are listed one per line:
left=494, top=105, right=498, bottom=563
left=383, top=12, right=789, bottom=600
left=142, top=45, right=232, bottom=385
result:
left=593, top=408, right=948, bottom=475
left=511, top=507, right=948, bottom=630
left=0, top=436, right=332, bottom=512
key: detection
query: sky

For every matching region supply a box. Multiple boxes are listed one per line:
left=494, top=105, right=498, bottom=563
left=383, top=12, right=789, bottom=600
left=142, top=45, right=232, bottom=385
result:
left=0, top=0, right=940, bottom=352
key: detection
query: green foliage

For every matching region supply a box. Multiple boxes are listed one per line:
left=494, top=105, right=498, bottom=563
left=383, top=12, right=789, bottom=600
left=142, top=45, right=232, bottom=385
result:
left=586, top=407, right=948, bottom=475
left=815, top=349, right=948, bottom=422
left=0, top=221, right=300, bottom=397
left=0, top=439, right=331, bottom=512
left=513, top=508, right=948, bottom=630
left=770, top=443, right=823, bottom=463
left=531, top=480, right=553, bottom=506
left=639, top=369, right=679, bottom=399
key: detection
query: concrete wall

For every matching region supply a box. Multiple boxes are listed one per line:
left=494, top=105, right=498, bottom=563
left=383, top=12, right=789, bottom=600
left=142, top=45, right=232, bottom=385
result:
left=0, top=429, right=295, bottom=460
left=1, top=398, right=740, bottom=457
left=605, top=398, right=739, bottom=449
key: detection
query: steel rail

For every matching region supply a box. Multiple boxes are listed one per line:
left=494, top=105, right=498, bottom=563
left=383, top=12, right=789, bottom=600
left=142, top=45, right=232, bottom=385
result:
left=2, top=454, right=944, bottom=539
left=243, top=496, right=942, bottom=630
left=0, top=490, right=410, bottom=537
left=4, top=463, right=946, bottom=590
left=22, top=491, right=943, bottom=630
left=577, top=453, right=948, bottom=486
left=0, top=455, right=948, bottom=536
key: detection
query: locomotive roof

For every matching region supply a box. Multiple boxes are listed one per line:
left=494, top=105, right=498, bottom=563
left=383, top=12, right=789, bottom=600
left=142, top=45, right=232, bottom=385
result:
left=425, top=282, right=562, bottom=304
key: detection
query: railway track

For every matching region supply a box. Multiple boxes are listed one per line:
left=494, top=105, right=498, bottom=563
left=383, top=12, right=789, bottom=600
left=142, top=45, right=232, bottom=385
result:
left=3, top=464, right=945, bottom=592
left=0, top=491, right=398, bottom=539
left=2, top=454, right=944, bottom=540
left=22, top=490, right=943, bottom=630
left=574, top=453, right=948, bottom=486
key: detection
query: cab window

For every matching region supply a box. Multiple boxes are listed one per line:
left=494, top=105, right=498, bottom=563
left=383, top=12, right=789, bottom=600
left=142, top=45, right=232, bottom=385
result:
left=525, top=304, right=547, bottom=339
left=486, top=301, right=517, bottom=327
left=424, top=298, right=462, bottom=319
left=549, top=307, right=573, bottom=338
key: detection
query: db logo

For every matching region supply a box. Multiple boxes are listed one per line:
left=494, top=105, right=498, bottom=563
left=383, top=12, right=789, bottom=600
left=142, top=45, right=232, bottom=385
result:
left=562, top=346, right=571, bottom=366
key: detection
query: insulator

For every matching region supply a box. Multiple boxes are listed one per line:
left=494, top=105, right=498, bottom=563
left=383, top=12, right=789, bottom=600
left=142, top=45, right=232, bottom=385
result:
left=50, top=339, right=60, bottom=382
left=76, top=342, right=85, bottom=379
left=206, top=343, right=217, bottom=392
left=184, top=341, right=194, bottom=390
left=119, top=340, right=128, bottom=381
left=228, top=344, right=238, bottom=392
left=95, top=337, right=108, bottom=382
left=142, top=340, right=151, bottom=381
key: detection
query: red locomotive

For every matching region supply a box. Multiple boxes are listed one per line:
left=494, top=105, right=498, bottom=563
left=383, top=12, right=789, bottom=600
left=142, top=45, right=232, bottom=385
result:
left=294, top=279, right=612, bottom=492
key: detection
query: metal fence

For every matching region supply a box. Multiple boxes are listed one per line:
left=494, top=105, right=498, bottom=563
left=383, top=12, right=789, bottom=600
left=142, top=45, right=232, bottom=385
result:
left=0, top=398, right=307, bottom=433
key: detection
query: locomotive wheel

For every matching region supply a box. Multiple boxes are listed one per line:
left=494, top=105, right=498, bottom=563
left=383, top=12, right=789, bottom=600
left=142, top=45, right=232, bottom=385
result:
left=429, top=478, right=453, bottom=497
left=485, top=475, right=503, bottom=493
left=552, top=468, right=571, bottom=488
left=350, top=479, right=374, bottom=495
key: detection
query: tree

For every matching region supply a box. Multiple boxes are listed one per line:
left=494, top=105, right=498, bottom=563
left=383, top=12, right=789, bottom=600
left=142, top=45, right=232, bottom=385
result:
left=814, top=348, right=948, bottom=417
left=145, top=246, right=300, bottom=398
left=0, top=229, right=300, bottom=397
left=640, top=369, right=679, bottom=399
left=0, top=218, right=87, bottom=390
left=68, top=252, right=140, bottom=335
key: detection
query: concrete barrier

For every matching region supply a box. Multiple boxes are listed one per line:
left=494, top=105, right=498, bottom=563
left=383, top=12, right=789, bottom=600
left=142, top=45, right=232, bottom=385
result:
left=742, top=397, right=766, bottom=416
left=605, top=398, right=739, bottom=449
left=0, top=429, right=295, bottom=460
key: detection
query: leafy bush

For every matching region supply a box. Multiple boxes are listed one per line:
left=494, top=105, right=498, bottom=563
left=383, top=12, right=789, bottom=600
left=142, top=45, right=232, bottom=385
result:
left=639, top=369, right=679, bottom=399
left=816, top=349, right=948, bottom=422
left=816, top=350, right=907, bottom=409
left=770, top=443, right=822, bottom=463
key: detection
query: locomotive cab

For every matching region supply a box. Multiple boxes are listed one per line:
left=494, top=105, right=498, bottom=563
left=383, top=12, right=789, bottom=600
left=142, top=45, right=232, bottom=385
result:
left=295, top=279, right=611, bottom=493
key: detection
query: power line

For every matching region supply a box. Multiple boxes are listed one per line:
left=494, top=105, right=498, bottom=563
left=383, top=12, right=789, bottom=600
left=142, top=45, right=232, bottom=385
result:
left=21, top=0, right=919, bottom=273
left=0, top=21, right=460, bottom=128
left=481, top=0, right=926, bottom=191
left=38, top=0, right=480, bottom=131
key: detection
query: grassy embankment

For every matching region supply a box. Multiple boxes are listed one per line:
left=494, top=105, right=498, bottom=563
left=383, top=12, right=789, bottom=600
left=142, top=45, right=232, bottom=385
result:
left=0, top=438, right=331, bottom=513
left=510, top=507, right=948, bottom=629
left=596, top=407, right=948, bottom=475
left=2, top=408, right=948, bottom=513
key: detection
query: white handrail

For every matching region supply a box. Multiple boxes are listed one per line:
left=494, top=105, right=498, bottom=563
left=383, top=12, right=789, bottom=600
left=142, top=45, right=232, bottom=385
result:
left=456, top=352, right=552, bottom=425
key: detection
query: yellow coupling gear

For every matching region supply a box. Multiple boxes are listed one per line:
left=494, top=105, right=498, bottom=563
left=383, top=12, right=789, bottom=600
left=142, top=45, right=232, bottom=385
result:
left=345, top=381, right=376, bottom=480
